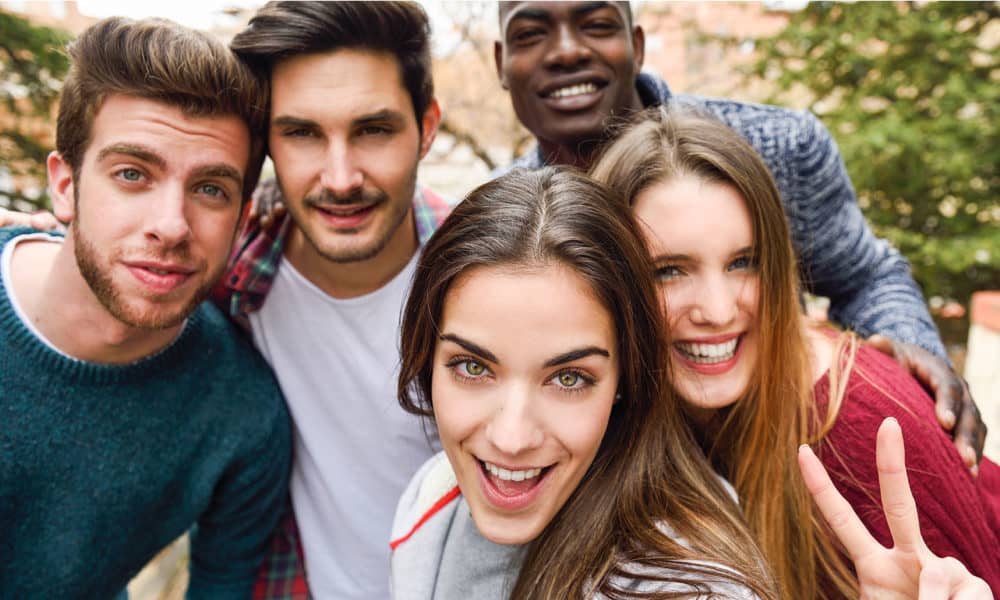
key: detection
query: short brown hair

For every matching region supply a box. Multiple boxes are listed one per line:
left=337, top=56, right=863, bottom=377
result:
left=230, top=1, right=434, bottom=125
left=56, top=17, right=268, bottom=199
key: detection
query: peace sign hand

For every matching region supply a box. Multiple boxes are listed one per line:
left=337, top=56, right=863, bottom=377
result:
left=797, top=417, right=993, bottom=599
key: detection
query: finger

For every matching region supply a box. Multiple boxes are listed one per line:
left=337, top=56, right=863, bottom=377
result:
left=798, top=444, right=879, bottom=560
left=0, top=207, right=36, bottom=228
left=30, top=211, right=62, bottom=232
left=875, top=418, right=925, bottom=555
left=865, top=334, right=896, bottom=358
left=952, top=382, right=985, bottom=467
left=918, top=563, right=951, bottom=600
left=939, top=556, right=994, bottom=600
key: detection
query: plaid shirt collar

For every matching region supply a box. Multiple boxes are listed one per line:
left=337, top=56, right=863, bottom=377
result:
left=215, top=179, right=453, bottom=324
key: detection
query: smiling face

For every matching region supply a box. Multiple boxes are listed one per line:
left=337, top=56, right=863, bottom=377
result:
left=431, top=262, right=618, bottom=544
left=495, top=1, right=644, bottom=166
left=48, top=93, right=248, bottom=330
left=633, top=176, right=760, bottom=424
left=269, top=48, right=438, bottom=269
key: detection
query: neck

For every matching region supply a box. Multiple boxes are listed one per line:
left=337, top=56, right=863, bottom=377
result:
left=10, top=235, right=184, bottom=364
left=538, top=88, right=646, bottom=170
left=284, top=209, right=418, bottom=299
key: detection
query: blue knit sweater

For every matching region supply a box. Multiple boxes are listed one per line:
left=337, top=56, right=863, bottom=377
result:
left=0, top=228, right=292, bottom=599
left=503, top=73, right=945, bottom=357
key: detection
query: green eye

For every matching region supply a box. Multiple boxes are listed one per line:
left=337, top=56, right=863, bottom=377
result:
left=558, top=372, right=580, bottom=387
left=463, top=361, right=485, bottom=376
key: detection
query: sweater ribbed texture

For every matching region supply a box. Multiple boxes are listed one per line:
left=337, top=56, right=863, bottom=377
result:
left=0, top=227, right=292, bottom=600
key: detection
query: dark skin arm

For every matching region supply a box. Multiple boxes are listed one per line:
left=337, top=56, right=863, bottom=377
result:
left=867, top=334, right=987, bottom=474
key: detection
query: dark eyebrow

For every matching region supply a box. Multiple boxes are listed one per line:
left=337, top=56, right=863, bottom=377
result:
left=571, top=1, right=615, bottom=19
left=653, top=253, right=692, bottom=263
left=96, top=143, right=165, bottom=169
left=355, top=109, right=407, bottom=128
left=193, top=165, right=243, bottom=187
left=439, top=333, right=499, bottom=364
left=543, top=346, right=611, bottom=368
left=272, top=116, right=318, bottom=129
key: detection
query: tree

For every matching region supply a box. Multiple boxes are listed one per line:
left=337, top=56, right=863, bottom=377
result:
left=0, top=10, right=70, bottom=211
left=746, top=2, right=998, bottom=305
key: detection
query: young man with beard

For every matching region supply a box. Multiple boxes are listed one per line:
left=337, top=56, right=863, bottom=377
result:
left=0, top=17, right=290, bottom=599
left=493, top=0, right=986, bottom=465
left=216, top=3, right=450, bottom=598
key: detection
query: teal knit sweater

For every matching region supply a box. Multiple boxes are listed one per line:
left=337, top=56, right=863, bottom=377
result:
left=0, top=227, right=292, bottom=599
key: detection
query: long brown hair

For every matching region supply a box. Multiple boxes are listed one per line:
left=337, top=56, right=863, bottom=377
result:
left=591, top=108, right=858, bottom=600
left=398, top=167, right=776, bottom=599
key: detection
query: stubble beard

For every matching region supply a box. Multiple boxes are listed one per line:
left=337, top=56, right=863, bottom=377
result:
left=72, top=217, right=214, bottom=331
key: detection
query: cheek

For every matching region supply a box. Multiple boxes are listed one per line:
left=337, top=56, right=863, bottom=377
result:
left=551, top=396, right=615, bottom=459
left=738, top=277, right=760, bottom=320
left=431, top=370, right=482, bottom=447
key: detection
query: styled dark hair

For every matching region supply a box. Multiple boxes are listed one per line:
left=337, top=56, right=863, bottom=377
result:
left=56, top=17, right=267, bottom=200
left=398, top=167, right=776, bottom=599
left=592, top=107, right=859, bottom=600
left=230, top=1, right=434, bottom=124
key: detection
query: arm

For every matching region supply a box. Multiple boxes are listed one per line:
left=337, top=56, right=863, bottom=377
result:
left=786, top=111, right=984, bottom=463
left=186, top=406, right=292, bottom=600
left=799, top=417, right=992, bottom=600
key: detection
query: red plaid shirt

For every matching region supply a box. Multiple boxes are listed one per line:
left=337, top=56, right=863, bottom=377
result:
left=211, top=179, right=455, bottom=599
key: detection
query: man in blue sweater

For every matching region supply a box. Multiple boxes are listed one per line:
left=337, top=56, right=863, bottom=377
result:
left=493, top=0, right=985, bottom=464
left=0, top=17, right=291, bottom=599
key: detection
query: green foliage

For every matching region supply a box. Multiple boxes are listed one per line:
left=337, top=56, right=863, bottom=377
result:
left=748, top=1, right=998, bottom=303
left=0, top=10, right=70, bottom=210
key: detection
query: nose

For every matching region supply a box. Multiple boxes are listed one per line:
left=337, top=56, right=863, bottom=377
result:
left=144, top=182, right=191, bottom=246
left=484, top=383, right=545, bottom=457
left=689, top=274, right=738, bottom=327
left=544, top=24, right=592, bottom=69
left=319, top=141, right=364, bottom=197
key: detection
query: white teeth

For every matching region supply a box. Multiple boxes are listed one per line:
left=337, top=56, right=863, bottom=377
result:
left=676, top=338, right=739, bottom=364
left=483, top=461, right=542, bottom=481
left=548, top=83, right=598, bottom=98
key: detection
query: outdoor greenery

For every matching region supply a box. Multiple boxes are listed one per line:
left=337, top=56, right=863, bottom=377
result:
left=746, top=1, right=999, bottom=305
left=0, top=9, right=69, bottom=211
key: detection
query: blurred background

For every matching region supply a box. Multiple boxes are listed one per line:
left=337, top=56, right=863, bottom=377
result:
left=0, top=1, right=996, bottom=597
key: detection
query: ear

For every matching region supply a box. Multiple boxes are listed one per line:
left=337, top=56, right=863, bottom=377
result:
left=494, top=41, right=509, bottom=90
left=47, top=151, right=76, bottom=223
left=632, top=24, right=645, bottom=73
left=418, top=98, right=442, bottom=160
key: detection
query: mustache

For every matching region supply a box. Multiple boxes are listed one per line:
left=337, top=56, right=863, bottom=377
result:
left=303, top=188, right=387, bottom=208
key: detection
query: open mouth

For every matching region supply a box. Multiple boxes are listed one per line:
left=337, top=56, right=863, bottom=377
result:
left=544, top=82, right=601, bottom=99
left=478, top=459, right=552, bottom=502
left=674, top=336, right=741, bottom=365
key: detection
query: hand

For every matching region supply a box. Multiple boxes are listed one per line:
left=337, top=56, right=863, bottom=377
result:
left=250, top=192, right=286, bottom=230
left=798, top=418, right=993, bottom=599
left=0, top=207, right=64, bottom=232
left=866, top=334, right=986, bottom=474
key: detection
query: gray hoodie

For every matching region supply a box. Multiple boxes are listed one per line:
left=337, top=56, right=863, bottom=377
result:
left=390, top=452, right=759, bottom=600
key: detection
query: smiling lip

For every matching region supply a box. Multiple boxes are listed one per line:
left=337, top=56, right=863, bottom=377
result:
left=312, top=203, right=378, bottom=230
left=477, top=459, right=551, bottom=511
left=673, top=333, right=744, bottom=375
left=539, top=77, right=606, bottom=112
left=124, top=261, right=195, bottom=295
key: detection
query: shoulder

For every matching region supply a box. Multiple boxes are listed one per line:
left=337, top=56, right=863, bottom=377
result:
left=673, top=94, right=837, bottom=172
left=391, top=451, right=461, bottom=551
left=184, top=302, right=287, bottom=421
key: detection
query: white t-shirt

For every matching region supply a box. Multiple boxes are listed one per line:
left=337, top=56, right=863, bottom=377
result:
left=249, top=254, right=439, bottom=599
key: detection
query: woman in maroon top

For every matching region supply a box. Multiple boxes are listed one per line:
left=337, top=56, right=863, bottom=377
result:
left=591, top=108, right=1000, bottom=600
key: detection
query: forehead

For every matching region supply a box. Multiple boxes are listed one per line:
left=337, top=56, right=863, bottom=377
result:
left=269, top=48, right=413, bottom=122
left=86, top=94, right=250, bottom=172
left=441, top=263, right=615, bottom=359
left=499, top=1, right=631, bottom=31
left=634, top=176, right=752, bottom=251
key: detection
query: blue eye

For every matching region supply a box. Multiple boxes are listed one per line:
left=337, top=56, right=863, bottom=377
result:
left=116, top=168, right=144, bottom=182
left=655, top=265, right=683, bottom=280
left=729, top=255, right=758, bottom=271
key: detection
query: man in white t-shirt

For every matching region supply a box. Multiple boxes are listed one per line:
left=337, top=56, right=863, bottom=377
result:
left=215, top=3, right=453, bottom=598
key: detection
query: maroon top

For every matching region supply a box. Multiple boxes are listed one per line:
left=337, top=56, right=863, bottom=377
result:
left=814, top=344, right=1000, bottom=593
